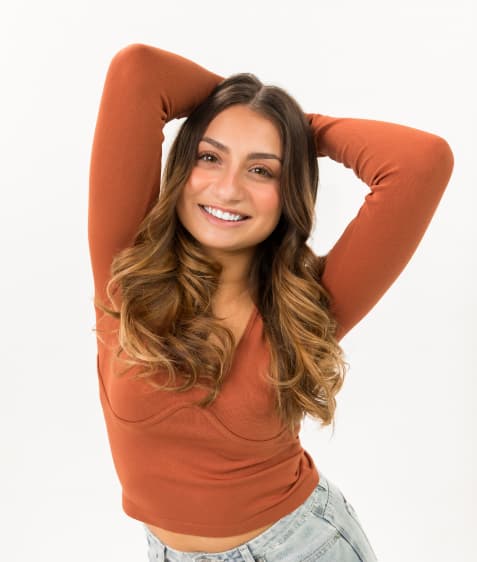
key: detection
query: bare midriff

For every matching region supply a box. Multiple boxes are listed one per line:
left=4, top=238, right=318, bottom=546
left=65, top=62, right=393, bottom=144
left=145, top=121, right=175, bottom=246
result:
left=145, top=520, right=276, bottom=553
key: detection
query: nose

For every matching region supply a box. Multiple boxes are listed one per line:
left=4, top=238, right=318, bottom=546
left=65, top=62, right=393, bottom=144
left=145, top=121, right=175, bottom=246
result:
left=211, top=166, right=245, bottom=202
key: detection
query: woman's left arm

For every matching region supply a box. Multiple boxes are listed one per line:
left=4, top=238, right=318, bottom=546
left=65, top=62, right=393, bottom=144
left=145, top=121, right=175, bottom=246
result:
left=304, top=112, right=454, bottom=341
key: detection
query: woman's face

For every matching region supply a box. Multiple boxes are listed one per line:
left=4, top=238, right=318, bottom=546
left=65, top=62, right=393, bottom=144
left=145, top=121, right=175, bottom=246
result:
left=176, top=105, right=283, bottom=262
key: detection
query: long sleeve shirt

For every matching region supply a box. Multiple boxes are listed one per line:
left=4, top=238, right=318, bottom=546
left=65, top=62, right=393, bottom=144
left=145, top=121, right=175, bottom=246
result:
left=88, top=43, right=454, bottom=535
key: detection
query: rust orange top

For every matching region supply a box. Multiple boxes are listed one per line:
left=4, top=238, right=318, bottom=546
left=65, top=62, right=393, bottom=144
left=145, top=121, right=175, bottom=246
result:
left=88, top=43, right=454, bottom=536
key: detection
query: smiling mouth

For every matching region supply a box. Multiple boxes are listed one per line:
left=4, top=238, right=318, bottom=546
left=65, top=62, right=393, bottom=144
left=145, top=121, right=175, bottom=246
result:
left=198, top=205, right=251, bottom=221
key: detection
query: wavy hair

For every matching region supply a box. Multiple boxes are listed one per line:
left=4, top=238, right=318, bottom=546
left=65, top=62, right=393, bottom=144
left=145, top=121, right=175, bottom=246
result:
left=94, top=72, right=348, bottom=434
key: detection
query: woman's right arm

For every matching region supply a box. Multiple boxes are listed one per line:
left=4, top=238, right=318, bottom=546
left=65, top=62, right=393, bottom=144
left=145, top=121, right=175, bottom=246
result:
left=88, top=44, right=224, bottom=304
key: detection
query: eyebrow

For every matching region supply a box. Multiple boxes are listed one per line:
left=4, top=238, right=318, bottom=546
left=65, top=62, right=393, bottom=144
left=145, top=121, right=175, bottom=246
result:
left=200, top=136, right=283, bottom=164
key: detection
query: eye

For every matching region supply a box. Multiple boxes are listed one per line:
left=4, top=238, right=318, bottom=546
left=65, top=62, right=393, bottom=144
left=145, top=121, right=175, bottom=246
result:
left=197, top=152, right=218, bottom=163
left=197, top=152, right=273, bottom=178
left=250, top=166, right=273, bottom=178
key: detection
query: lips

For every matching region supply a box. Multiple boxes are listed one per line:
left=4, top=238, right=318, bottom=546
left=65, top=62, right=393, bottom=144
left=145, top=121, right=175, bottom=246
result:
left=199, top=204, right=251, bottom=220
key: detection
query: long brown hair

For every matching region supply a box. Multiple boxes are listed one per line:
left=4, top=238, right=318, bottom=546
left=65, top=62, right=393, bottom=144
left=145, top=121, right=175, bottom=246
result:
left=94, top=72, right=348, bottom=434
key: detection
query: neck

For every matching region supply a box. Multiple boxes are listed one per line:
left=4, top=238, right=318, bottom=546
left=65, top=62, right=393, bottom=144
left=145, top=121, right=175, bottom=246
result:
left=207, top=247, right=256, bottom=303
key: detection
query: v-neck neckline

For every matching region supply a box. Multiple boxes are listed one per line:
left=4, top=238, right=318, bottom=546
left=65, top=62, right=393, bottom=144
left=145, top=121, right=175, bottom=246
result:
left=235, top=302, right=258, bottom=350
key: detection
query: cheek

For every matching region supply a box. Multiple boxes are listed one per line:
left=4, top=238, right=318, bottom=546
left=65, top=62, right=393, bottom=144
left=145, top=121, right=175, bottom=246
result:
left=177, top=177, right=199, bottom=211
left=258, top=188, right=282, bottom=218
left=186, top=169, right=209, bottom=194
left=175, top=183, right=193, bottom=224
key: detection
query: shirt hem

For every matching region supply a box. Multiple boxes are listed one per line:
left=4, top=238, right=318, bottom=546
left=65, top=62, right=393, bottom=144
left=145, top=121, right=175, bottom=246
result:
left=122, top=469, right=320, bottom=537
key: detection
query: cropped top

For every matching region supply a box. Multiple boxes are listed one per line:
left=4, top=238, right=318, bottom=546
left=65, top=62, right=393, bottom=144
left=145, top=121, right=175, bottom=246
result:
left=87, top=43, right=454, bottom=536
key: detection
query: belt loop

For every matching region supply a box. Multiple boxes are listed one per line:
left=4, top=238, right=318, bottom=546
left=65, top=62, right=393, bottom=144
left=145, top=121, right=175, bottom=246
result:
left=237, top=543, right=262, bottom=562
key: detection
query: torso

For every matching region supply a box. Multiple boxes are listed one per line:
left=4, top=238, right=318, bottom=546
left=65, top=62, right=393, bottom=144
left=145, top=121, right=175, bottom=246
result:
left=145, top=296, right=276, bottom=553
left=145, top=521, right=276, bottom=553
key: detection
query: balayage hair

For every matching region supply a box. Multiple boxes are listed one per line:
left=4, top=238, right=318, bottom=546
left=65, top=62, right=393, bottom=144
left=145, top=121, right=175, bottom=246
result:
left=94, top=72, right=348, bottom=435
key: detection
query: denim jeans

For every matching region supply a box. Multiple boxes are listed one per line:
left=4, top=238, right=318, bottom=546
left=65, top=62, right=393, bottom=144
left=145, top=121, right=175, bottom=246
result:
left=143, top=472, right=378, bottom=561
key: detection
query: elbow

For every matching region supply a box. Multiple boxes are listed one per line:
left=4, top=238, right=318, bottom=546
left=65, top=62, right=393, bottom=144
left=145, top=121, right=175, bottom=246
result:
left=418, top=134, right=455, bottom=194
left=104, top=43, right=157, bottom=96
left=433, top=135, right=454, bottom=178
left=110, top=43, right=153, bottom=67
left=105, top=44, right=145, bottom=82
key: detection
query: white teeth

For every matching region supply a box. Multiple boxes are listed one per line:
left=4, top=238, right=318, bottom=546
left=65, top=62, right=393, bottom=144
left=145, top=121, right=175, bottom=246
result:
left=203, top=206, right=245, bottom=221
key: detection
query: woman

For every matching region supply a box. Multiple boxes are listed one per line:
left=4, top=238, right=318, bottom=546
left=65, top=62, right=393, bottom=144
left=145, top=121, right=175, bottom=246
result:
left=88, top=43, right=454, bottom=562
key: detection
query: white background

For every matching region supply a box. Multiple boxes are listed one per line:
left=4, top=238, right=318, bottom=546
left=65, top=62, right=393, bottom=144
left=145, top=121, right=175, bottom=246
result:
left=1, top=1, right=475, bottom=561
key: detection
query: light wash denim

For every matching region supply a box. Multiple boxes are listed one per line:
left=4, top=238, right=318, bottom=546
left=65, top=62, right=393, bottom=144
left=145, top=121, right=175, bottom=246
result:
left=143, top=471, right=378, bottom=561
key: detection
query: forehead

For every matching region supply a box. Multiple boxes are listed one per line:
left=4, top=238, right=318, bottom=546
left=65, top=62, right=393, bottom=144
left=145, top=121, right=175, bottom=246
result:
left=203, top=106, right=282, bottom=151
